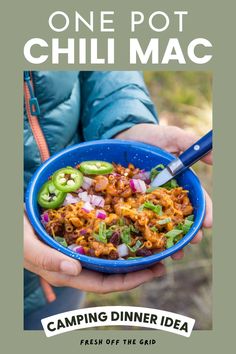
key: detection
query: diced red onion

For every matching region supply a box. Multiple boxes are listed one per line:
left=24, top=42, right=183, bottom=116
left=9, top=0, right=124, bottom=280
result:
left=90, top=195, right=105, bottom=207
left=133, top=171, right=150, bottom=181
left=80, top=229, right=87, bottom=235
left=43, top=213, right=49, bottom=223
left=137, top=180, right=147, bottom=193
left=143, top=171, right=151, bottom=180
left=82, top=177, right=93, bottom=190
left=129, top=179, right=136, bottom=192
left=82, top=201, right=94, bottom=213
left=75, top=188, right=83, bottom=193
left=96, top=209, right=107, bottom=219
left=129, top=179, right=147, bottom=193
left=74, top=246, right=85, bottom=255
left=117, top=243, right=129, bottom=257
left=78, top=191, right=105, bottom=208
left=68, top=244, right=85, bottom=255
left=78, top=191, right=90, bottom=202
left=63, top=193, right=80, bottom=206
left=41, top=212, right=49, bottom=226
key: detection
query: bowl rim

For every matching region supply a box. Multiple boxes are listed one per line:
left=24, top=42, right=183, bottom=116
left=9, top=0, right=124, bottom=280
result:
left=25, top=139, right=206, bottom=268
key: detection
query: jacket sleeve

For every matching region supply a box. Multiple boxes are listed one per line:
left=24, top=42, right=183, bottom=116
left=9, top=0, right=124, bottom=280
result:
left=79, top=71, right=158, bottom=140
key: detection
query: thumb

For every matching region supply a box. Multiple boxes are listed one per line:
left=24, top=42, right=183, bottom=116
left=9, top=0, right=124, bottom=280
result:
left=24, top=216, right=82, bottom=276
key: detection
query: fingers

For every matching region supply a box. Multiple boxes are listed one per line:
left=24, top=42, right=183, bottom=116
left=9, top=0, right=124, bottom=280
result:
left=190, top=230, right=203, bottom=244
left=28, top=237, right=81, bottom=275
left=174, top=127, right=213, bottom=165
left=200, top=152, right=212, bottom=165
left=171, top=229, right=204, bottom=260
left=117, top=124, right=212, bottom=164
left=24, top=216, right=82, bottom=275
left=171, top=249, right=184, bottom=260
left=203, top=189, right=213, bottom=228
left=61, top=262, right=166, bottom=293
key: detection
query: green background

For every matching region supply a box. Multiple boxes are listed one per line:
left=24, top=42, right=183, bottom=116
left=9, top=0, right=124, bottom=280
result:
left=0, top=0, right=234, bottom=352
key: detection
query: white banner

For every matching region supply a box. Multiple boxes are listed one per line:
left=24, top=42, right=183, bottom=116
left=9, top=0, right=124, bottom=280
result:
left=41, top=306, right=195, bottom=337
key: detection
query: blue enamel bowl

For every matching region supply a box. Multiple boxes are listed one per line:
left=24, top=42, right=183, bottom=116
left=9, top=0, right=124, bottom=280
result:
left=25, top=140, right=205, bottom=273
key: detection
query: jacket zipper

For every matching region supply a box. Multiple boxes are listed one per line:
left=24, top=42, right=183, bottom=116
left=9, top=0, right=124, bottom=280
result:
left=24, top=71, right=56, bottom=303
left=24, top=71, right=50, bottom=162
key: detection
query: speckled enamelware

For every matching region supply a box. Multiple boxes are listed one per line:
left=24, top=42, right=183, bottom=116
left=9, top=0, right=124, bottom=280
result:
left=25, top=140, right=206, bottom=273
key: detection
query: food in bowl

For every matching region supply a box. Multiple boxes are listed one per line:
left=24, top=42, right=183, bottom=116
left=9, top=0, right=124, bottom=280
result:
left=38, top=161, right=194, bottom=260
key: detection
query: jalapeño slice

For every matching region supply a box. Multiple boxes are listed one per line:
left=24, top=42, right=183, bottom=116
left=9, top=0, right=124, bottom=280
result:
left=79, top=161, right=113, bottom=175
left=52, top=167, right=83, bottom=192
left=37, top=181, right=66, bottom=209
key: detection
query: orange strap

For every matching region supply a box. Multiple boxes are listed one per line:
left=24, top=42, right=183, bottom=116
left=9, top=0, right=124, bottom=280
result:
left=24, top=79, right=50, bottom=162
left=39, top=278, right=56, bottom=303
left=24, top=72, right=56, bottom=303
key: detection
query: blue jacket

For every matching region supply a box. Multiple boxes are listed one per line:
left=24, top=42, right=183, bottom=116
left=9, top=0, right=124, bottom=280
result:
left=24, top=71, right=158, bottom=315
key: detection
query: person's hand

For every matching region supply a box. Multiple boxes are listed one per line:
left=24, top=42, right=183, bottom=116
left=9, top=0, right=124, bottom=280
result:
left=24, top=214, right=166, bottom=293
left=115, top=124, right=213, bottom=260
